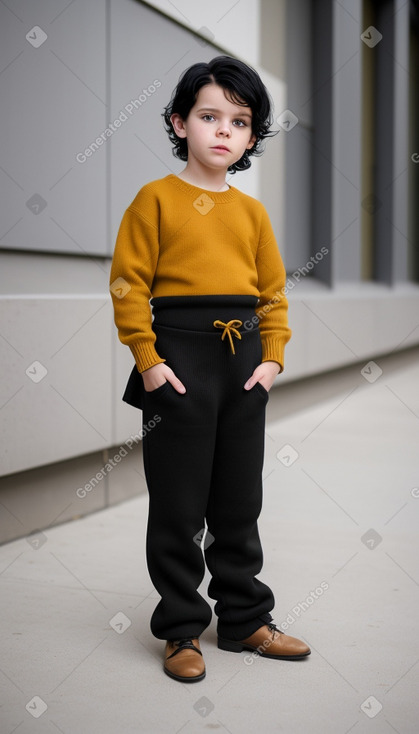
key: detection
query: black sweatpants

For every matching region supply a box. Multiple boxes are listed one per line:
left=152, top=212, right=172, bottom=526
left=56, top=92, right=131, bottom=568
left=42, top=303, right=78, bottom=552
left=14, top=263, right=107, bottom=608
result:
left=138, top=295, right=275, bottom=642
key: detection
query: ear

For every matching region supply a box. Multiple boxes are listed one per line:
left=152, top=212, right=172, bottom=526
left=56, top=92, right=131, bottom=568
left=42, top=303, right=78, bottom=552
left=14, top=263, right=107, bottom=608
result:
left=246, top=133, right=257, bottom=150
left=170, top=113, right=187, bottom=139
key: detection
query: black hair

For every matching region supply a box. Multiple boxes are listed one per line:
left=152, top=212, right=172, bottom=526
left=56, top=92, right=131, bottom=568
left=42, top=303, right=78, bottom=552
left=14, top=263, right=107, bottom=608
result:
left=162, top=55, right=278, bottom=174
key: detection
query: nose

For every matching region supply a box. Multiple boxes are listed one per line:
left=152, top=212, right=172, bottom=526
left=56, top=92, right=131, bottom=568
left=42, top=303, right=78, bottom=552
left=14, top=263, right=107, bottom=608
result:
left=216, top=120, right=231, bottom=137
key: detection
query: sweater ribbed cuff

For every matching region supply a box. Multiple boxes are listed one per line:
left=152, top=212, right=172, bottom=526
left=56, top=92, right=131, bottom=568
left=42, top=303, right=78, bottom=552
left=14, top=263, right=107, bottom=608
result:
left=261, top=336, right=286, bottom=374
left=129, top=340, right=166, bottom=373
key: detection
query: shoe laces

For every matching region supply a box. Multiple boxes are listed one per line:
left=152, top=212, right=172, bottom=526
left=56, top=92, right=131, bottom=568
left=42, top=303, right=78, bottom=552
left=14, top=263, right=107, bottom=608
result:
left=174, top=637, right=194, bottom=647
left=267, top=622, right=283, bottom=639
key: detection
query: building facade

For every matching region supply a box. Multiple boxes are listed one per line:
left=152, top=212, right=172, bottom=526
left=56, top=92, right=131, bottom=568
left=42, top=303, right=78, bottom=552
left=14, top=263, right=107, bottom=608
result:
left=0, top=0, right=418, bottom=542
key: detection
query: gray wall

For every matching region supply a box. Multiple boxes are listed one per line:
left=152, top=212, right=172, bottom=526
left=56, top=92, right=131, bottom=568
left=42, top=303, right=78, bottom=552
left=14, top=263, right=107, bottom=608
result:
left=1, top=0, right=418, bottom=543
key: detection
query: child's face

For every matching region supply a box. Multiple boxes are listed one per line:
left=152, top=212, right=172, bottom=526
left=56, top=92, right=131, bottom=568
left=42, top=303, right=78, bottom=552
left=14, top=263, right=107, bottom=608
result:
left=170, top=83, right=257, bottom=174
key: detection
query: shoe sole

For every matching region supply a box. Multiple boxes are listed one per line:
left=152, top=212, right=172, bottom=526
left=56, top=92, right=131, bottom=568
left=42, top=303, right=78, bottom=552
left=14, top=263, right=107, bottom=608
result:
left=164, top=667, right=206, bottom=682
left=217, top=636, right=311, bottom=660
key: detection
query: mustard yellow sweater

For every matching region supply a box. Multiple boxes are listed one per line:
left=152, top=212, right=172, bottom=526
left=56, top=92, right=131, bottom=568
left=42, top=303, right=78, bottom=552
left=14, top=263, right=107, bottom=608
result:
left=110, top=174, right=291, bottom=373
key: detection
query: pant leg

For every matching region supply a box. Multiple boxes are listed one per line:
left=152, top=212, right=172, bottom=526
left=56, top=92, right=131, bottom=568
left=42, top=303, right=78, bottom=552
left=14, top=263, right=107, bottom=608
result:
left=204, top=329, right=275, bottom=640
left=141, top=326, right=217, bottom=641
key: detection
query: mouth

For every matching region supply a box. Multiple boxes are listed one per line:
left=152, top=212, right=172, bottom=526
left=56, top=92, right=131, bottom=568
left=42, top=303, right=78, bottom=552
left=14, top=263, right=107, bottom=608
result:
left=211, top=146, right=230, bottom=152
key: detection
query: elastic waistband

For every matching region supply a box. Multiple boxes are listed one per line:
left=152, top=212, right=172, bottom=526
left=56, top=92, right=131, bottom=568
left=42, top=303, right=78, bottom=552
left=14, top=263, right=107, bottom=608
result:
left=151, top=295, right=258, bottom=331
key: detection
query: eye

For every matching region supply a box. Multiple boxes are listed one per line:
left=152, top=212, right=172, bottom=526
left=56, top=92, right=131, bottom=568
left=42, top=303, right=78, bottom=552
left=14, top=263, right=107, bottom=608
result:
left=233, top=119, right=247, bottom=127
left=202, top=114, right=215, bottom=122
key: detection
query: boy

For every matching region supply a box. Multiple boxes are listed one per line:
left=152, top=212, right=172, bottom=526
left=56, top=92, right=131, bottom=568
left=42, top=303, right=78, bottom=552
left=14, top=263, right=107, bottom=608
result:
left=110, top=55, right=310, bottom=682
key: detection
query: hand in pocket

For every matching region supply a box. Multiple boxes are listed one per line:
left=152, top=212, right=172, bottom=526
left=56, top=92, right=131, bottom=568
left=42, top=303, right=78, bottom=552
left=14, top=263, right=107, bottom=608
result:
left=142, top=363, right=186, bottom=394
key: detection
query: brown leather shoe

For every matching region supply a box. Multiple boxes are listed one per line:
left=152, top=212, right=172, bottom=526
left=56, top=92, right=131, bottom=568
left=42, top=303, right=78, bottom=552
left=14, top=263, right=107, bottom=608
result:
left=163, top=637, right=206, bottom=682
left=218, top=622, right=311, bottom=660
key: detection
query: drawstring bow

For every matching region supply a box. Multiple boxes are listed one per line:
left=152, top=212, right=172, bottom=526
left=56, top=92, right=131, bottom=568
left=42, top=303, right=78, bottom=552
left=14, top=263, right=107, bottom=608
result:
left=213, top=319, right=243, bottom=355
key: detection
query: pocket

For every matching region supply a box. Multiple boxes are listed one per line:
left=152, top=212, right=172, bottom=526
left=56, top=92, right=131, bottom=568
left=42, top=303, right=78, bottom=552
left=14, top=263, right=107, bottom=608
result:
left=144, top=380, right=171, bottom=398
left=254, top=381, right=269, bottom=402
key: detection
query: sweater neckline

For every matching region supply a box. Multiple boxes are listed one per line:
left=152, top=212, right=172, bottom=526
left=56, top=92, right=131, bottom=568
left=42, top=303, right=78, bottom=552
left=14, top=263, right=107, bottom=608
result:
left=166, top=174, right=236, bottom=202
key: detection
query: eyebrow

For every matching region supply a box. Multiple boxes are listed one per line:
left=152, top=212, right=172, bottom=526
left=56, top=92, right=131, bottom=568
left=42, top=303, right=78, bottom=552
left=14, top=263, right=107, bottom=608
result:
left=196, top=107, right=252, bottom=119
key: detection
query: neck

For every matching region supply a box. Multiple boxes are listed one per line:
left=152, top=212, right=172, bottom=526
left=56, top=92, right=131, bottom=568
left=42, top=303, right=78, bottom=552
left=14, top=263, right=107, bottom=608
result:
left=176, top=162, right=229, bottom=192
